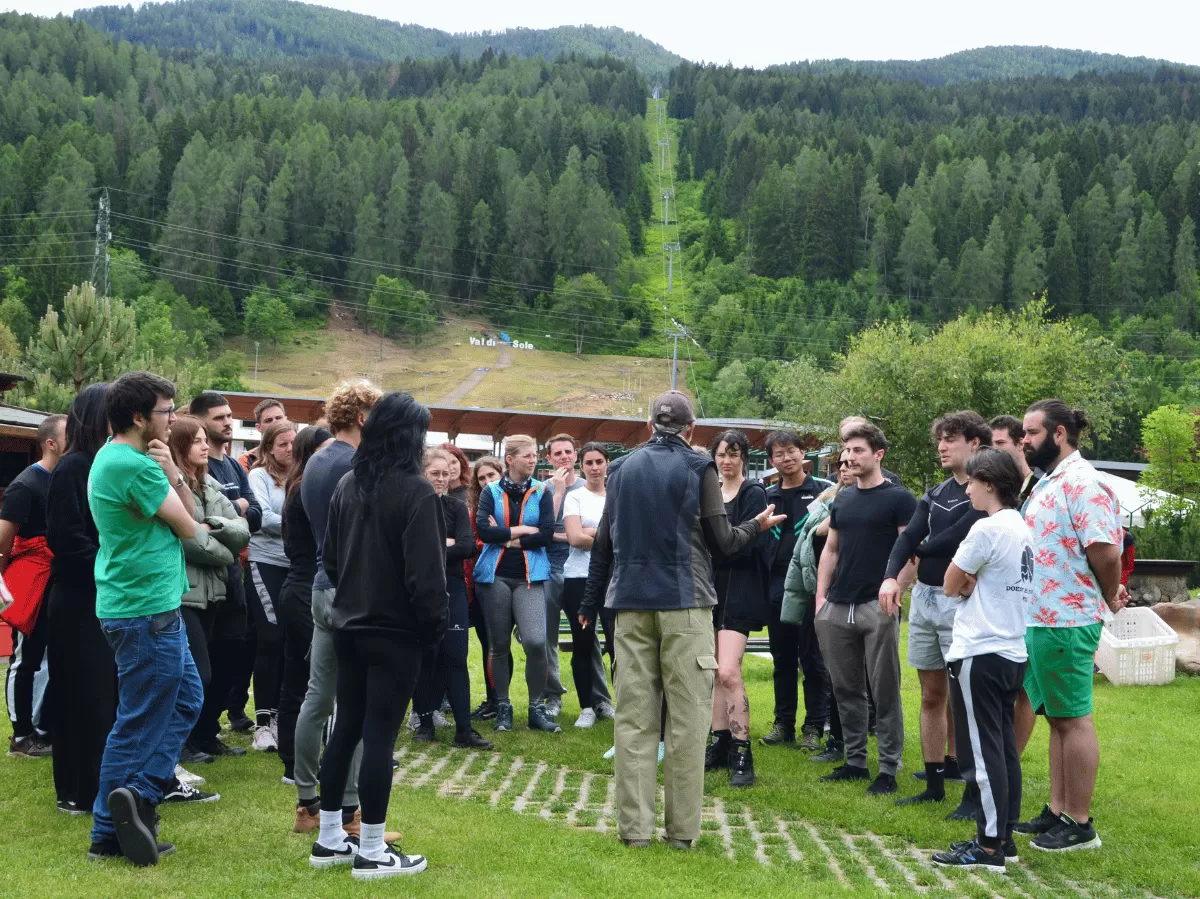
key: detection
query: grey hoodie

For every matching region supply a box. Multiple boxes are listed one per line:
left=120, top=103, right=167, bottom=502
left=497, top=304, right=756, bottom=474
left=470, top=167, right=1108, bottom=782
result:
left=248, top=466, right=289, bottom=568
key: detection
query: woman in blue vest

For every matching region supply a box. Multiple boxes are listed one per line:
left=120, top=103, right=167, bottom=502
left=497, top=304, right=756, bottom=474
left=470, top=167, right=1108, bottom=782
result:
left=474, top=434, right=559, bottom=734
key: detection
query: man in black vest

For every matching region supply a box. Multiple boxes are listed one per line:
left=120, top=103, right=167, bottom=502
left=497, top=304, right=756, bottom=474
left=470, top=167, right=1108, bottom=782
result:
left=580, top=391, right=783, bottom=849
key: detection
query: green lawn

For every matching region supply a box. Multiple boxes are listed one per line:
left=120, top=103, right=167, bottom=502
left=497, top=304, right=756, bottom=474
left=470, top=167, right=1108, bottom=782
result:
left=2, top=624, right=1197, bottom=898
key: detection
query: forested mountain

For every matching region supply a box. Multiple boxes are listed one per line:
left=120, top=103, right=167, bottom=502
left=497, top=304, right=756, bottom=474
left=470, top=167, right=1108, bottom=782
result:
left=785, top=46, right=1198, bottom=86
left=3, top=11, right=1200, bottom=458
left=76, top=0, right=682, bottom=78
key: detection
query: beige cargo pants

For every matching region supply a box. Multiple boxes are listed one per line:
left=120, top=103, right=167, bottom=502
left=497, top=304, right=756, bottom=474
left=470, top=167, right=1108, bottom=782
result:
left=613, top=607, right=718, bottom=843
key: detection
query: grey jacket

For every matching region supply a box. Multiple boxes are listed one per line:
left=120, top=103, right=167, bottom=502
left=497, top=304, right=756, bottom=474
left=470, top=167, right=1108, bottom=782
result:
left=248, top=467, right=289, bottom=568
left=181, top=474, right=251, bottom=610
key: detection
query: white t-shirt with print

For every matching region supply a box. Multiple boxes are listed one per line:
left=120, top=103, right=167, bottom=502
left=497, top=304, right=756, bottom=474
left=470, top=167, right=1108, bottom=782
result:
left=947, top=508, right=1033, bottom=663
left=562, top=487, right=607, bottom=579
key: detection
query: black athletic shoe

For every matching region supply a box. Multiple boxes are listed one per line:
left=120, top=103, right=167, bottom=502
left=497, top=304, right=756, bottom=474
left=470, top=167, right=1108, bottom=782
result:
left=951, top=838, right=1018, bottom=862
left=178, top=743, right=214, bottom=765
left=810, top=740, right=845, bottom=763
left=729, top=743, right=756, bottom=788
left=471, top=700, right=498, bottom=721
left=109, top=787, right=159, bottom=867
left=87, top=837, right=174, bottom=861
left=896, top=789, right=944, bottom=806
left=759, top=722, right=795, bottom=746
left=351, top=844, right=428, bottom=880
left=528, top=704, right=563, bottom=734
left=309, top=836, right=359, bottom=868
left=705, top=732, right=732, bottom=771
left=932, top=840, right=1006, bottom=874
left=1014, top=804, right=1061, bottom=836
left=453, top=729, right=495, bottom=750
left=162, top=779, right=220, bottom=804
left=7, top=733, right=52, bottom=758
left=192, top=738, right=246, bottom=757
left=493, top=702, right=513, bottom=732
left=866, top=773, right=897, bottom=795
left=58, top=799, right=88, bottom=815
left=228, top=711, right=254, bottom=733
left=819, top=764, right=870, bottom=783
left=1031, top=816, right=1101, bottom=853
left=946, top=798, right=981, bottom=821
left=413, top=722, right=436, bottom=743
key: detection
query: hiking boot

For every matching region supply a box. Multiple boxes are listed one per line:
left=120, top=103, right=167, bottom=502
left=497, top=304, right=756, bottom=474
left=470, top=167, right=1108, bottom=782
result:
left=932, top=840, right=1006, bottom=874
left=7, top=733, right=52, bottom=758
left=471, top=700, right=498, bottom=721
left=705, top=731, right=733, bottom=771
left=493, top=702, right=513, bottom=732
left=1031, top=815, right=1101, bottom=853
left=109, top=787, right=159, bottom=867
left=528, top=704, right=563, bottom=733
left=192, top=738, right=246, bottom=758
left=798, top=724, right=823, bottom=752
left=951, top=838, right=1018, bottom=862
left=543, top=696, right=563, bottom=719
left=294, top=804, right=320, bottom=834
left=162, top=779, right=220, bottom=804
left=1014, top=804, right=1061, bottom=836
left=819, top=764, right=870, bottom=783
left=759, top=722, right=794, bottom=746
left=412, top=722, right=436, bottom=742
left=453, top=729, right=495, bottom=750
left=866, top=773, right=897, bottom=795
left=729, top=743, right=756, bottom=788
left=810, top=739, right=845, bottom=763
left=178, top=743, right=214, bottom=765
left=351, top=844, right=427, bottom=880
left=228, top=710, right=254, bottom=733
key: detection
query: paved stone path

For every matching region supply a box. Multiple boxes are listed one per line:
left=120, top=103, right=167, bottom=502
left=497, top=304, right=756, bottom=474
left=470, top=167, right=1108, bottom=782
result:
left=392, top=746, right=1149, bottom=899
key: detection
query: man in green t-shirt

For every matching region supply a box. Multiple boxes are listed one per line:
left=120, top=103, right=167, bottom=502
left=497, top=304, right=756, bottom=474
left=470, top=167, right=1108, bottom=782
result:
left=87, top=371, right=200, bottom=867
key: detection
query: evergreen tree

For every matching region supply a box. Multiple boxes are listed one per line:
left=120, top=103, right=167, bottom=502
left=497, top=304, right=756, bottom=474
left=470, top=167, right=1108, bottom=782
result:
left=28, top=282, right=137, bottom=393
left=1047, top=216, right=1080, bottom=313
left=897, top=208, right=938, bottom=300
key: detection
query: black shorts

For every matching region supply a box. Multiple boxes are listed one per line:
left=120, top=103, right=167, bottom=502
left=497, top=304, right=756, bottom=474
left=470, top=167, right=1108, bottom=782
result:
left=719, top=616, right=761, bottom=638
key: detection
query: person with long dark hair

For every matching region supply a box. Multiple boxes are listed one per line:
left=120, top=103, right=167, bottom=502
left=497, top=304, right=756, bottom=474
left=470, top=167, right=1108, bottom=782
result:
left=45, top=385, right=113, bottom=814
left=308, top=392, right=445, bottom=879
left=277, top=426, right=332, bottom=790
left=411, top=448, right=492, bottom=749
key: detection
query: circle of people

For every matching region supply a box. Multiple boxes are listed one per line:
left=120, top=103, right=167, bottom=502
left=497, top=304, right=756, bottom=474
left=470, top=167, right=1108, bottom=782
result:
left=3, top=372, right=1127, bottom=878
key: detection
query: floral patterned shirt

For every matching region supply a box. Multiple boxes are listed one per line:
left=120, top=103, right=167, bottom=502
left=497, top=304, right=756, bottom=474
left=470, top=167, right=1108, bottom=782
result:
left=1022, top=451, right=1121, bottom=628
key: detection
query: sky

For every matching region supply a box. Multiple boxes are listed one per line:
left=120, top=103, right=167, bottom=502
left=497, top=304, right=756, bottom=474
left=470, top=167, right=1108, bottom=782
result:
left=6, top=0, right=1200, bottom=69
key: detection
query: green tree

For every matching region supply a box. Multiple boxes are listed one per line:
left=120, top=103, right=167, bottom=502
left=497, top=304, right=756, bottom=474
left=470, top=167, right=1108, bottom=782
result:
left=896, top=208, right=937, bottom=300
left=1047, top=216, right=1080, bottom=313
left=367, top=274, right=435, bottom=342
left=1140, top=405, right=1200, bottom=500
left=550, top=273, right=613, bottom=354
left=415, top=182, right=457, bottom=299
left=27, top=282, right=138, bottom=393
left=1175, top=215, right=1198, bottom=296
left=243, top=287, right=296, bottom=346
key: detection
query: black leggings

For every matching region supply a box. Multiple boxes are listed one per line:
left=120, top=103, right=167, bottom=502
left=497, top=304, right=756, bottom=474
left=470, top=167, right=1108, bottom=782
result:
left=413, top=578, right=471, bottom=734
left=561, top=578, right=606, bottom=708
left=249, top=561, right=288, bottom=723
left=277, top=579, right=314, bottom=771
left=320, top=631, right=422, bottom=824
left=6, top=599, right=50, bottom=738
left=182, top=604, right=217, bottom=686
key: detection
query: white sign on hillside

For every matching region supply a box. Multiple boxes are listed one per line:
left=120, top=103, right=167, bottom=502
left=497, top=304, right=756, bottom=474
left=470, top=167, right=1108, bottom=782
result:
left=471, top=336, right=535, bottom=350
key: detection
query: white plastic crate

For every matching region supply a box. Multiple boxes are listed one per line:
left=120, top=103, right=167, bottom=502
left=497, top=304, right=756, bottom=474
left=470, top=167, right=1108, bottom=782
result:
left=1095, top=607, right=1178, bottom=686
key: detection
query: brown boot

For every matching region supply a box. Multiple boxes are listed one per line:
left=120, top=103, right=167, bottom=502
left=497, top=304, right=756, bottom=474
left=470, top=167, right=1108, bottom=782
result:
left=293, top=804, right=319, bottom=834
left=342, top=808, right=401, bottom=843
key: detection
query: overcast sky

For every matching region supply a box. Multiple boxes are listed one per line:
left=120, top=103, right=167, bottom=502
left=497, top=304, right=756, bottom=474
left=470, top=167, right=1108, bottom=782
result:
left=7, top=0, right=1199, bottom=69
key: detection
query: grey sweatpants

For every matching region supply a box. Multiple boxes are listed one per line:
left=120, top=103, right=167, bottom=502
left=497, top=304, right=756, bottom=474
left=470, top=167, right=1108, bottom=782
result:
left=545, top=570, right=612, bottom=705
left=814, top=599, right=904, bottom=775
left=293, top=587, right=361, bottom=804
left=479, top=577, right=547, bottom=707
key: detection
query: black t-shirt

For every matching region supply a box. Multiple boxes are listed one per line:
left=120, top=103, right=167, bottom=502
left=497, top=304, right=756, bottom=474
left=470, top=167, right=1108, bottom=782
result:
left=768, top=480, right=824, bottom=576
left=829, top=481, right=918, bottom=604
left=1, top=463, right=51, bottom=538
left=282, top=489, right=317, bottom=590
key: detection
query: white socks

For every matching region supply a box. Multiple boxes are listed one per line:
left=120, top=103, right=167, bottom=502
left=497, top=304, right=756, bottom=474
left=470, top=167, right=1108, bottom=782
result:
left=359, top=822, right=386, bottom=860
left=317, top=809, right=347, bottom=849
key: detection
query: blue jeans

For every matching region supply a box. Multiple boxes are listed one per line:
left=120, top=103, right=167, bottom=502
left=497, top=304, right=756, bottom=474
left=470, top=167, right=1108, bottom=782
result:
left=91, top=609, right=203, bottom=843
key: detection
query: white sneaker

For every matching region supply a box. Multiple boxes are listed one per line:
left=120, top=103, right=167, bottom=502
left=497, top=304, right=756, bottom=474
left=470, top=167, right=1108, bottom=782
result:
left=575, top=708, right=597, bottom=729
left=431, top=711, right=449, bottom=728
left=175, top=764, right=206, bottom=786
left=407, top=711, right=420, bottom=730
left=351, top=845, right=427, bottom=880
left=594, top=700, right=616, bottom=720
left=543, top=696, right=563, bottom=718
left=252, top=726, right=278, bottom=752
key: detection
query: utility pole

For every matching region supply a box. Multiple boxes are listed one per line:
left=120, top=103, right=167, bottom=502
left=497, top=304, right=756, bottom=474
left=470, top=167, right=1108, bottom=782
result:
left=664, top=242, right=680, bottom=292
left=665, top=327, right=685, bottom=391
left=658, top=138, right=669, bottom=170
left=662, top=189, right=675, bottom=227
left=253, top=341, right=260, bottom=391
left=90, top=187, right=111, bottom=296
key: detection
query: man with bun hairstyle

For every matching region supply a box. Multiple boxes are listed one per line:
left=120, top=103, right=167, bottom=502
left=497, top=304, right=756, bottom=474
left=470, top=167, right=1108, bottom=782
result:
left=1012, top=400, right=1124, bottom=853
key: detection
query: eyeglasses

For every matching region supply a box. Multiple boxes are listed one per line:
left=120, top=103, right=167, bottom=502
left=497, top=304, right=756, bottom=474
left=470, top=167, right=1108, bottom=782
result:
left=151, top=406, right=177, bottom=418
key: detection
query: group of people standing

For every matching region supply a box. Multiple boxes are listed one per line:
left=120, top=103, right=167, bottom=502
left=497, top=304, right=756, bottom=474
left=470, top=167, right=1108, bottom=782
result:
left=2, top=372, right=1126, bottom=879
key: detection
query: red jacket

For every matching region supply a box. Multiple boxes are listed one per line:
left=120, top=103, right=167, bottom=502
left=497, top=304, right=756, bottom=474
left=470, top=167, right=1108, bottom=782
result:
left=0, top=535, right=53, bottom=635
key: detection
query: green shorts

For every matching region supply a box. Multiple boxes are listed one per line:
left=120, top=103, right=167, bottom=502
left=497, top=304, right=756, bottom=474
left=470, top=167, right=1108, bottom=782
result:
left=1023, top=623, right=1103, bottom=719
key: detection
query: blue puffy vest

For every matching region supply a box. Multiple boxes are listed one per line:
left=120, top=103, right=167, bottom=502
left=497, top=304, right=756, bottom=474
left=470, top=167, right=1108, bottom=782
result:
left=472, top=479, right=552, bottom=584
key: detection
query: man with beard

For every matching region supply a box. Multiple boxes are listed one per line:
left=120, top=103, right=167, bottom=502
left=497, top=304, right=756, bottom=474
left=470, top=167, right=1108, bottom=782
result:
left=182, top=392, right=261, bottom=760
left=1012, top=400, right=1124, bottom=853
left=989, top=416, right=1040, bottom=506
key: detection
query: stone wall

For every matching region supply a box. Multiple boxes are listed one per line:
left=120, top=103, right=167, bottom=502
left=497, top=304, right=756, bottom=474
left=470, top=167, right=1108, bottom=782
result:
left=1127, top=573, right=1192, bottom=606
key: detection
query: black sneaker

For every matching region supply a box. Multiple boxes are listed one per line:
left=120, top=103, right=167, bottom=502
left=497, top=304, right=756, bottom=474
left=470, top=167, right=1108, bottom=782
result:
left=932, top=840, right=1006, bottom=873
left=109, top=787, right=160, bottom=867
left=453, top=729, right=495, bottom=750
left=1013, top=804, right=1061, bottom=836
left=192, top=738, right=246, bottom=757
left=705, top=732, right=732, bottom=771
left=493, top=702, right=513, bottom=732
left=1031, top=815, right=1101, bottom=853
left=759, top=722, right=795, bottom=746
left=162, top=779, right=221, bottom=804
left=810, top=740, right=845, bottom=763
left=351, top=844, right=428, bottom=880
left=228, top=711, right=254, bottom=733
left=8, top=733, right=52, bottom=758
left=58, top=799, right=89, bottom=815
left=309, top=835, right=359, bottom=868
left=471, top=700, right=498, bottom=721
left=819, top=764, right=870, bottom=783
left=866, top=773, right=897, bottom=795
left=413, top=722, right=436, bottom=743
left=946, top=797, right=981, bottom=821
left=951, top=838, right=1018, bottom=862
left=178, top=743, right=215, bottom=765
left=895, top=789, right=944, bottom=806
left=729, top=743, right=756, bottom=788
left=528, top=704, right=563, bottom=734
left=87, top=837, right=174, bottom=861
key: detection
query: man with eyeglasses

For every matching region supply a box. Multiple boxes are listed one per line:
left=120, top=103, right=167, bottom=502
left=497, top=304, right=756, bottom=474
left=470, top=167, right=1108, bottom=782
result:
left=87, top=372, right=199, bottom=866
